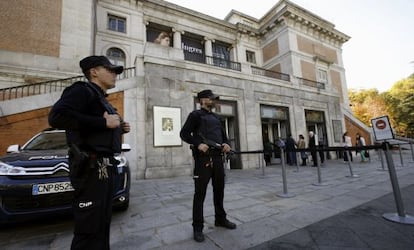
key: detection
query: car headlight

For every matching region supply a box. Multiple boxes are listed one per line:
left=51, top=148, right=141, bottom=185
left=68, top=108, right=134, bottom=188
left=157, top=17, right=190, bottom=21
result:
left=0, top=161, right=26, bottom=175
left=114, top=155, right=127, bottom=168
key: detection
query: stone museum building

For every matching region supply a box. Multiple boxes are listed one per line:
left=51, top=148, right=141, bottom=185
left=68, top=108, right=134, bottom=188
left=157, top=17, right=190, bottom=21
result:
left=0, top=0, right=370, bottom=179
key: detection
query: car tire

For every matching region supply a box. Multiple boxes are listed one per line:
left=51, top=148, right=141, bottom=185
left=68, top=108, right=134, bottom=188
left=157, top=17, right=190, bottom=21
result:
left=114, top=199, right=129, bottom=211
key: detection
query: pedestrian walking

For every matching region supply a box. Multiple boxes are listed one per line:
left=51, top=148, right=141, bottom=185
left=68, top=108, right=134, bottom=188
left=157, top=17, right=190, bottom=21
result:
left=343, top=132, right=353, bottom=162
left=356, top=133, right=367, bottom=162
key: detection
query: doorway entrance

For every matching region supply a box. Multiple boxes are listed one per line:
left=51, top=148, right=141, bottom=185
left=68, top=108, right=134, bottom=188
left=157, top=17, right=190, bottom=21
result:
left=305, top=110, right=329, bottom=160
left=260, top=105, right=290, bottom=164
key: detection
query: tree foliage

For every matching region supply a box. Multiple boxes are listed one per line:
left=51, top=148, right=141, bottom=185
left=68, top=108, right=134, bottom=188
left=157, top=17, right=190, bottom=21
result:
left=349, top=75, right=414, bottom=137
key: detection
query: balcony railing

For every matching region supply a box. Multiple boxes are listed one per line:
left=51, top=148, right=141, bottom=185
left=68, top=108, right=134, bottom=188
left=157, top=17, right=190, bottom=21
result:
left=184, top=54, right=241, bottom=71
left=297, top=77, right=326, bottom=89
left=251, top=66, right=290, bottom=82
left=0, top=67, right=135, bottom=101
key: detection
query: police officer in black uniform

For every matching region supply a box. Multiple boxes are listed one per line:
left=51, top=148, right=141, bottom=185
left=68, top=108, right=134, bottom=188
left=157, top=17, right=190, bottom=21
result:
left=180, top=89, right=236, bottom=243
left=48, top=55, right=130, bottom=250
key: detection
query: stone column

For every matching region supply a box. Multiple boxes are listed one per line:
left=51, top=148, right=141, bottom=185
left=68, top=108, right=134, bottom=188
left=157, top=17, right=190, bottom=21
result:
left=172, top=28, right=183, bottom=49
left=204, top=37, right=213, bottom=57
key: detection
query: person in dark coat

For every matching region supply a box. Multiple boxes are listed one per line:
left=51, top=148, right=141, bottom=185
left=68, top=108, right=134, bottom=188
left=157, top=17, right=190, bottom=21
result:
left=48, top=55, right=130, bottom=250
left=285, top=134, right=297, bottom=165
left=308, top=131, right=318, bottom=167
left=180, top=89, right=236, bottom=243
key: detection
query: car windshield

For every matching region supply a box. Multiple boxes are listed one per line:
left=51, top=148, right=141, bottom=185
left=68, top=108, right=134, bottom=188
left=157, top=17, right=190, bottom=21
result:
left=23, top=132, right=68, bottom=150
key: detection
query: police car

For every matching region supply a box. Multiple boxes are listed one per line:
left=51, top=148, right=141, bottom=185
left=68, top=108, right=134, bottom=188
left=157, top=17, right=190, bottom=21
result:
left=0, top=129, right=131, bottom=224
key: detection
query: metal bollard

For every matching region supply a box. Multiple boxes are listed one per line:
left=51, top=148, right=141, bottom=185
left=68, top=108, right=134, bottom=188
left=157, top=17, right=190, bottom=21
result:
left=313, top=149, right=328, bottom=186
left=345, top=149, right=359, bottom=178
left=258, top=153, right=265, bottom=176
left=378, top=148, right=386, bottom=171
left=382, top=142, right=414, bottom=225
left=277, top=148, right=295, bottom=198
left=398, top=145, right=404, bottom=167
left=410, top=142, right=414, bottom=163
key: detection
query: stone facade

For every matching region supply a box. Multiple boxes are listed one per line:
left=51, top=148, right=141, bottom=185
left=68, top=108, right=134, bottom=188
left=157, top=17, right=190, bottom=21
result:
left=0, top=0, right=362, bottom=179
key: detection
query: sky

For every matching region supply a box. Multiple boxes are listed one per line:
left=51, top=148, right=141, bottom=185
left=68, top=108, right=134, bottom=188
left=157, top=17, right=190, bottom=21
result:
left=166, top=0, right=414, bottom=92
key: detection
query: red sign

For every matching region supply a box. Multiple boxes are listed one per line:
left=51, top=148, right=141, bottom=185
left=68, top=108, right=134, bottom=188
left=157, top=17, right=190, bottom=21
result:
left=375, top=119, right=386, bottom=130
left=371, top=116, right=394, bottom=140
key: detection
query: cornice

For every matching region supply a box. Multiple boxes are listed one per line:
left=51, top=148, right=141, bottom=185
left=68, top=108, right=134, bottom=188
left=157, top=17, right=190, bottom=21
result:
left=258, top=1, right=350, bottom=46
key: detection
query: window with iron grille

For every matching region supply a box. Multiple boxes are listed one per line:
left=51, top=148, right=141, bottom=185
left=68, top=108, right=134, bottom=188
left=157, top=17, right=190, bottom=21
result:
left=106, top=48, right=126, bottom=67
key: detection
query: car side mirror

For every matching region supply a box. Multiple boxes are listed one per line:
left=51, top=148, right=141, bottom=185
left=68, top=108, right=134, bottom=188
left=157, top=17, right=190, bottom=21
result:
left=121, top=143, right=131, bottom=152
left=7, top=144, right=20, bottom=153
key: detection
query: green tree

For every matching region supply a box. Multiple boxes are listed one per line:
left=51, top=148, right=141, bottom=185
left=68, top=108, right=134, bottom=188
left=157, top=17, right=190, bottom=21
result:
left=349, top=75, right=414, bottom=138
left=383, top=76, right=414, bottom=137
left=349, top=89, right=389, bottom=126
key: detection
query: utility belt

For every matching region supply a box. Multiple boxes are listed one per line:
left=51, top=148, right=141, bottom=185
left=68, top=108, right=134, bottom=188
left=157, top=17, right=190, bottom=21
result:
left=190, top=145, right=223, bottom=157
left=69, top=145, right=117, bottom=179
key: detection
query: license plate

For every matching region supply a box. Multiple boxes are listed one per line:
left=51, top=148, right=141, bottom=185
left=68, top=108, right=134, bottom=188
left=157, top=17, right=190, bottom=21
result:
left=32, top=181, right=74, bottom=195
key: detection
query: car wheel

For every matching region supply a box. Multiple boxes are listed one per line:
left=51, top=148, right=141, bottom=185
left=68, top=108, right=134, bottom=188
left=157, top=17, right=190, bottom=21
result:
left=114, top=199, right=129, bottom=211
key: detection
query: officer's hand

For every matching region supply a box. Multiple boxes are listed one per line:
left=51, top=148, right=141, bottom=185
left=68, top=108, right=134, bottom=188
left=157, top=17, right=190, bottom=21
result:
left=198, top=143, right=209, bottom=153
left=104, top=111, right=121, bottom=128
left=222, top=143, right=231, bottom=153
left=121, top=121, right=131, bottom=133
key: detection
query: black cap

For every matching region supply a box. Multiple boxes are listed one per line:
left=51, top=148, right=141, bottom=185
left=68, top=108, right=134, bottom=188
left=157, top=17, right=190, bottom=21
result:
left=197, top=89, right=219, bottom=99
left=79, top=56, right=124, bottom=75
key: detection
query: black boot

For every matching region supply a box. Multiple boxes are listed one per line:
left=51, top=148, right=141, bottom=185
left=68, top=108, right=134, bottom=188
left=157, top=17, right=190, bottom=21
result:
left=193, top=231, right=205, bottom=242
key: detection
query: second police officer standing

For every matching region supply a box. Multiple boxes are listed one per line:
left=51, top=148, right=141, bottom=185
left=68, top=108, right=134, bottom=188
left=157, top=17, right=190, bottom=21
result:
left=180, top=89, right=237, bottom=242
left=48, top=55, right=130, bottom=250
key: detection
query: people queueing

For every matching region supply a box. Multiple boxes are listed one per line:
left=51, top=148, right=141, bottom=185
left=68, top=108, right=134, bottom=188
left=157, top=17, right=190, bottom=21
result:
left=297, top=134, right=307, bottom=166
left=356, top=133, right=367, bottom=162
left=342, top=132, right=353, bottom=162
left=263, top=138, right=273, bottom=166
left=285, top=134, right=297, bottom=166
left=308, top=131, right=318, bottom=167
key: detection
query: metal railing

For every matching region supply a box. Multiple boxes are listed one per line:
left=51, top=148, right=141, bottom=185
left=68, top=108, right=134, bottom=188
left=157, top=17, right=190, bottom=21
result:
left=183, top=54, right=241, bottom=71
left=205, top=56, right=241, bottom=71
left=297, top=77, right=325, bottom=89
left=251, top=66, right=290, bottom=82
left=0, top=67, right=135, bottom=101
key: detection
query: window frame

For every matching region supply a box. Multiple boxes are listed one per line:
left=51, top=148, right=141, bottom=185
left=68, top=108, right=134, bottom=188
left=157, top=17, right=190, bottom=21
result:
left=106, top=47, right=126, bottom=67
left=246, top=50, right=256, bottom=64
left=107, top=14, right=126, bottom=33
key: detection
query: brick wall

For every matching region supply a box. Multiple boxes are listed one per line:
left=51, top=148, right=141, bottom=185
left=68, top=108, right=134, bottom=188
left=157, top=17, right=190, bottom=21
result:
left=0, top=0, right=62, bottom=56
left=301, top=60, right=316, bottom=81
left=344, top=115, right=372, bottom=145
left=297, top=35, right=338, bottom=64
left=262, top=39, right=279, bottom=63
left=0, top=92, right=124, bottom=155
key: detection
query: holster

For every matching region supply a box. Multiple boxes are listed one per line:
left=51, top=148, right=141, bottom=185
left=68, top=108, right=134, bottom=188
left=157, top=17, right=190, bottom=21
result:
left=68, top=144, right=90, bottom=179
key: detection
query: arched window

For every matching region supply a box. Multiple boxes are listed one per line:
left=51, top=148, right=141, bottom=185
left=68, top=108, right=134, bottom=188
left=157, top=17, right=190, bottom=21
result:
left=106, top=48, right=126, bottom=67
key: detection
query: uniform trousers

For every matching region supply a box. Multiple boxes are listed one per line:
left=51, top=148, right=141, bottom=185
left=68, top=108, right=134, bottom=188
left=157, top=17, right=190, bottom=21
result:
left=70, top=156, right=115, bottom=250
left=192, top=153, right=226, bottom=232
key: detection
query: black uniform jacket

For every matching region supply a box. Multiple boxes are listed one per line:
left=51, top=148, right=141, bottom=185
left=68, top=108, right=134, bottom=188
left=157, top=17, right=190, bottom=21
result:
left=48, top=81, right=122, bottom=154
left=180, top=108, right=229, bottom=150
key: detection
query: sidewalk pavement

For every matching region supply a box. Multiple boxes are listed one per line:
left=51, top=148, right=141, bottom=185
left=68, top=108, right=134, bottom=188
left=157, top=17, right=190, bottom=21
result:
left=1, top=150, right=413, bottom=249
left=112, top=150, right=414, bottom=250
